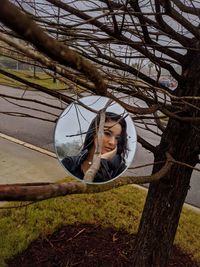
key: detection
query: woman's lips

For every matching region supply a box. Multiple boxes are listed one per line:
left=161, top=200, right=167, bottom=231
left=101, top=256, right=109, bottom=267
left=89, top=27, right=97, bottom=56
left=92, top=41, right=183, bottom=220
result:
left=104, top=147, right=113, bottom=152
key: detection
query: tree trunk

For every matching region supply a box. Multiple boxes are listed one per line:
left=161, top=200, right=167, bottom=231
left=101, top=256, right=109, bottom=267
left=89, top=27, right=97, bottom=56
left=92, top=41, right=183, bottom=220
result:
left=132, top=53, right=200, bottom=266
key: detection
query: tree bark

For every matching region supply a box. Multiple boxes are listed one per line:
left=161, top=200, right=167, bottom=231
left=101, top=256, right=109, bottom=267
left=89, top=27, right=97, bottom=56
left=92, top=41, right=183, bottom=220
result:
left=132, top=51, right=200, bottom=266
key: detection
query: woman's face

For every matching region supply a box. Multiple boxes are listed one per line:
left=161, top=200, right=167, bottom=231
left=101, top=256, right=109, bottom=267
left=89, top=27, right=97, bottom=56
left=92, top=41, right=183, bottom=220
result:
left=96, top=120, right=122, bottom=154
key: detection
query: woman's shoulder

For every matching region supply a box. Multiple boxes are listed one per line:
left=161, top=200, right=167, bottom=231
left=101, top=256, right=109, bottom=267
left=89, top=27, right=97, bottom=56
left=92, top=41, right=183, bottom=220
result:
left=61, top=155, right=74, bottom=163
left=61, top=150, right=88, bottom=169
left=61, top=156, right=76, bottom=170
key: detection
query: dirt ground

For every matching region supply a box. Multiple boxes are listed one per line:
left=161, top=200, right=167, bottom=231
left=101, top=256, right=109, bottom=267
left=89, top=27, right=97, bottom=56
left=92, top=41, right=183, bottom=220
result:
left=7, top=224, right=199, bottom=267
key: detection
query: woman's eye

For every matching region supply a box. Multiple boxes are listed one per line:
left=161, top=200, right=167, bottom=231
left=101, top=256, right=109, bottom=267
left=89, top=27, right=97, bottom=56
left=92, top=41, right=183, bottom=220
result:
left=104, top=131, right=111, bottom=136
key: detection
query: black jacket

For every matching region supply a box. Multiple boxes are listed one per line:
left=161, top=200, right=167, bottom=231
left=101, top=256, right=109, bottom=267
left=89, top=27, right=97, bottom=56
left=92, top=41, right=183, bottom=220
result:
left=61, top=149, right=126, bottom=183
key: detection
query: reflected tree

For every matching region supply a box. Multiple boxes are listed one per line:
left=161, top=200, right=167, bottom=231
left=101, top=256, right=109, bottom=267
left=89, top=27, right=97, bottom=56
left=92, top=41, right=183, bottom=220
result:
left=56, top=140, right=82, bottom=158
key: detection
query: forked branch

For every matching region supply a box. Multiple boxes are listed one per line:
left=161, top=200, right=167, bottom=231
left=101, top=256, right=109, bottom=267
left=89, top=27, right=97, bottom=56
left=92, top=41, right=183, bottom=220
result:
left=0, top=0, right=107, bottom=95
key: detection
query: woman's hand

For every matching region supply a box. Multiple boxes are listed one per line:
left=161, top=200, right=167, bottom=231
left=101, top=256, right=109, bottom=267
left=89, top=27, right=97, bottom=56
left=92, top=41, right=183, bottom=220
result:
left=101, top=147, right=117, bottom=160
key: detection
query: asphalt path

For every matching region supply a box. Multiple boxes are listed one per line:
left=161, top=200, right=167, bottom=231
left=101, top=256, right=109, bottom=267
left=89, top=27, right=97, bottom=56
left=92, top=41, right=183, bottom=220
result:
left=0, top=85, right=62, bottom=150
left=0, top=85, right=199, bottom=207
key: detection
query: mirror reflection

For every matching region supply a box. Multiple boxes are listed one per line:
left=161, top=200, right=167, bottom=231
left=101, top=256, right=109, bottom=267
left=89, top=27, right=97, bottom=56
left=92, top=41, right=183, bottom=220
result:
left=54, top=96, right=137, bottom=184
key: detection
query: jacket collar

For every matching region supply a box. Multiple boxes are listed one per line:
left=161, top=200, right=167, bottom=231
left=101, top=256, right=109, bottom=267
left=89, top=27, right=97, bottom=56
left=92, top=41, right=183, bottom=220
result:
left=75, top=149, right=89, bottom=166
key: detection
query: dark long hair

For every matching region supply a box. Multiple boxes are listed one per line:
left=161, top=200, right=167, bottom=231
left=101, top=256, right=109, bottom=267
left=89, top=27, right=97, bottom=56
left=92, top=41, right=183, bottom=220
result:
left=82, top=112, right=128, bottom=160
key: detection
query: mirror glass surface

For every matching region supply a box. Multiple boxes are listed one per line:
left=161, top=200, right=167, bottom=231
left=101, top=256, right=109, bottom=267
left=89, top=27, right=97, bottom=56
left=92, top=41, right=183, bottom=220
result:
left=54, top=96, right=137, bottom=184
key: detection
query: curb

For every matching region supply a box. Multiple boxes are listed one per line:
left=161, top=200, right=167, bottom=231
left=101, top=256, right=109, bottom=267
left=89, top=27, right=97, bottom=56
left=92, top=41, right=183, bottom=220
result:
left=0, top=132, right=56, bottom=158
left=183, top=203, right=200, bottom=215
left=1, top=132, right=200, bottom=214
left=133, top=184, right=200, bottom=215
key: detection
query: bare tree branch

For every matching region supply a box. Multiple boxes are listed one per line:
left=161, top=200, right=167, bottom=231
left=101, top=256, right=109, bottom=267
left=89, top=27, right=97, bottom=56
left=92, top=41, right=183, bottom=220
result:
left=0, top=152, right=173, bottom=201
left=84, top=99, right=112, bottom=182
left=0, top=68, right=73, bottom=104
left=0, top=0, right=107, bottom=95
left=172, top=0, right=200, bottom=16
left=0, top=33, right=97, bottom=92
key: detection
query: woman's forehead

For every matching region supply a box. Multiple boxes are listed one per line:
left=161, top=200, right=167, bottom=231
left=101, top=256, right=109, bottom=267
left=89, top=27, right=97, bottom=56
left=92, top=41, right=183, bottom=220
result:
left=104, top=121, right=122, bottom=134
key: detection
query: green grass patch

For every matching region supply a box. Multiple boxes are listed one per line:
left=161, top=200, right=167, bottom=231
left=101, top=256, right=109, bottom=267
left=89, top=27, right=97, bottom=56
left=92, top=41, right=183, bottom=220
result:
left=0, top=185, right=199, bottom=266
left=176, top=207, right=200, bottom=262
left=0, top=69, right=67, bottom=90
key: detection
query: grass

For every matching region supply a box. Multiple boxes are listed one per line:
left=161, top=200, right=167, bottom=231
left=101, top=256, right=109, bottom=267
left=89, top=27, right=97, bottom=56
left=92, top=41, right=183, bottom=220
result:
left=0, top=69, right=67, bottom=90
left=0, top=184, right=200, bottom=267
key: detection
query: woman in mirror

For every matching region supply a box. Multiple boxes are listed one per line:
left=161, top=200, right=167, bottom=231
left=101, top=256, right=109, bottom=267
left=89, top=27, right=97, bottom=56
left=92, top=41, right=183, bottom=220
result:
left=61, top=112, right=128, bottom=183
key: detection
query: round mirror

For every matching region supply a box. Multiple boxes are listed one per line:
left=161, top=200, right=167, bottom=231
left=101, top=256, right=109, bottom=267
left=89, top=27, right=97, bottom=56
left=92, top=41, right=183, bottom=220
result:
left=54, top=96, right=137, bottom=184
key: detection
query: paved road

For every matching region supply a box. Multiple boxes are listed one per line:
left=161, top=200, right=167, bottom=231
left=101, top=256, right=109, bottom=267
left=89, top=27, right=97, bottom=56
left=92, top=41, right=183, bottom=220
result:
left=0, top=85, right=199, bottom=207
left=0, top=85, right=62, bottom=150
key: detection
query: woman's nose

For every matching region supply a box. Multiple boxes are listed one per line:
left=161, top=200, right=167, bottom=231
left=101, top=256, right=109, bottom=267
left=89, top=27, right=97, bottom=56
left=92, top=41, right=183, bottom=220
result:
left=108, top=136, right=116, bottom=146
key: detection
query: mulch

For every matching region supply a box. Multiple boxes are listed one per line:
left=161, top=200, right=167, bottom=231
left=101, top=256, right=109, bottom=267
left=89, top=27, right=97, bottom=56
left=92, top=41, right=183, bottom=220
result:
left=7, top=224, right=199, bottom=267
